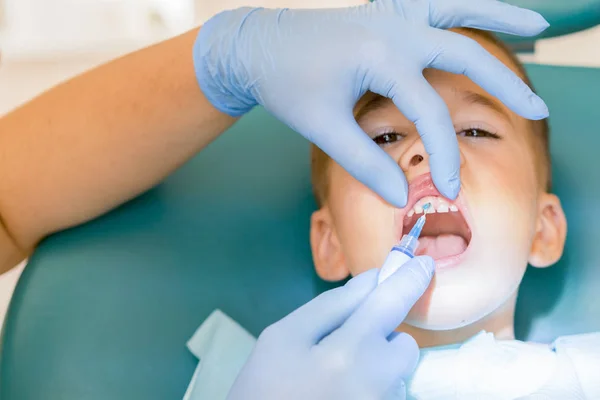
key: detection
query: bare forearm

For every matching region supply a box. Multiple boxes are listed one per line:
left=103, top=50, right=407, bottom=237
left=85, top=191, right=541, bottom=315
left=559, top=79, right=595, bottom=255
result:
left=0, top=27, right=236, bottom=267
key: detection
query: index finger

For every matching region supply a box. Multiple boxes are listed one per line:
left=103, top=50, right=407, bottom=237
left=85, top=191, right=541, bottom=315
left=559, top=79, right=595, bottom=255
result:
left=372, top=69, right=461, bottom=200
left=428, top=0, right=549, bottom=36
left=340, top=256, right=435, bottom=339
left=303, top=110, right=410, bottom=207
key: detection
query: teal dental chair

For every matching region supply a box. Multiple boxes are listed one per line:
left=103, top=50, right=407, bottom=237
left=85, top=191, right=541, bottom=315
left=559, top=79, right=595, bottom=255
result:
left=2, top=2, right=600, bottom=399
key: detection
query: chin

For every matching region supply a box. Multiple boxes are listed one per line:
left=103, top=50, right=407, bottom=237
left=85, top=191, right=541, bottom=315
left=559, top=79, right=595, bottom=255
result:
left=404, top=278, right=522, bottom=331
left=405, top=311, right=488, bottom=331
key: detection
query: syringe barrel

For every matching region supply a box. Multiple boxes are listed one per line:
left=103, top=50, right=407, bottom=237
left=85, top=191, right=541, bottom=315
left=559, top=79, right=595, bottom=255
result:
left=377, top=213, right=426, bottom=285
left=398, top=234, right=420, bottom=255
left=377, top=241, right=415, bottom=284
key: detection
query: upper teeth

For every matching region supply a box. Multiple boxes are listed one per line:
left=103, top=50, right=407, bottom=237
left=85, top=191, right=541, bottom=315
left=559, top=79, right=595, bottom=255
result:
left=406, top=196, right=459, bottom=217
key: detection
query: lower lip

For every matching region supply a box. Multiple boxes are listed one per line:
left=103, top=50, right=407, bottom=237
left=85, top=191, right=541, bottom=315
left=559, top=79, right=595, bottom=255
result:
left=427, top=244, right=471, bottom=271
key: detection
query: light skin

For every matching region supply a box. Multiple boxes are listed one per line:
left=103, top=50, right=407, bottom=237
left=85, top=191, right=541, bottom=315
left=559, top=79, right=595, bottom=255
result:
left=0, top=27, right=237, bottom=273
left=310, top=32, right=567, bottom=348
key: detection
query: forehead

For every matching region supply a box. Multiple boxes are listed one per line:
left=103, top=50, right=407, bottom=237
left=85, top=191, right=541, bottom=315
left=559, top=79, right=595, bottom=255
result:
left=424, top=30, right=523, bottom=99
left=355, top=30, right=526, bottom=126
left=447, top=28, right=523, bottom=76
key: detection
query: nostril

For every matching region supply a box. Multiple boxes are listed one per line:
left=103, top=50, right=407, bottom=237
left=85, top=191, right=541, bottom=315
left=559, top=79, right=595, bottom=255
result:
left=410, top=154, right=424, bottom=166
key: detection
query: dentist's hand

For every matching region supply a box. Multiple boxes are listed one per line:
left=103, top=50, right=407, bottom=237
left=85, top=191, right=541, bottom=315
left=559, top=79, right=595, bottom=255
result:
left=194, top=0, right=549, bottom=207
left=227, top=256, right=434, bottom=400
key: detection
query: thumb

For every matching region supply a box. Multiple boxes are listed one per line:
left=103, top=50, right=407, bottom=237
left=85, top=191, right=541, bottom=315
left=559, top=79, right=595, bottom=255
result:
left=308, top=113, right=409, bottom=208
left=383, top=377, right=408, bottom=400
left=341, top=256, right=435, bottom=339
left=367, top=61, right=461, bottom=200
left=279, top=269, right=379, bottom=345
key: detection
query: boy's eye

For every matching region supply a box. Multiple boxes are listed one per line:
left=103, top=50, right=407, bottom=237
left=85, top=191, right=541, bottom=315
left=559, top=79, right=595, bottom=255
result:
left=372, top=132, right=403, bottom=145
left=458, top=128, right=500, bottom=139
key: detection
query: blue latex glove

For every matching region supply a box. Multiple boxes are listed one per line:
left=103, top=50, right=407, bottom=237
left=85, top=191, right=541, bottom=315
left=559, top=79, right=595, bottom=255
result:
left=194, top=1, right=549, bottom=207
left=227, top=256, right=434, bottom=400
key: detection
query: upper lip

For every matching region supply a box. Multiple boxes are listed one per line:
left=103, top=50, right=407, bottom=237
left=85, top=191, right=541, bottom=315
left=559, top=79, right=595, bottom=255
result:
left=396, top=173, right=471, bottom=238
left=403, top=174, right=444, bottom=214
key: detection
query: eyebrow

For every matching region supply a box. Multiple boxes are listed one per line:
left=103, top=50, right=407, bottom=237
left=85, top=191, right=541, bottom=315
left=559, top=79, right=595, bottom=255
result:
left=355, top=89, right=512, bottom=123
left=355, top=96, right=390, bottom=122
left=456, top=89, right=511, bottom=121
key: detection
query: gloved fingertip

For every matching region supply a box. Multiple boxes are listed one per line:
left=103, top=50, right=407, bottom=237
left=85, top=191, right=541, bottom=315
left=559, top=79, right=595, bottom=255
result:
left=437, top=175, right=460, bottom=201
left=383, top=379, right=407, bottom=400
left=395, top=256, right=435, bottom=293
left=534, top=13, right=550, bottom=31
left=388, top=332, right=420, bottom=379
left=429, top=156, right=461, bottom=200
left=414, top=256, right=435, bottom=279
left=392, top=193, right=408, bottom=209
left=379, top=189, right=407, bottom=208
left=360, top=152, right=407, bottom=208
left=378, top=179, right=408, bottom=208
left=449, top=175, right=461, bottom=198
left=517, top=8, right=549, bottom=34
left=344, top=268, right=379, bottom=292
left=529, top=93, right=549, bottom=119
left=392, top=172, right=409, bottom=208
left=391, top=331, right=419, bottom=351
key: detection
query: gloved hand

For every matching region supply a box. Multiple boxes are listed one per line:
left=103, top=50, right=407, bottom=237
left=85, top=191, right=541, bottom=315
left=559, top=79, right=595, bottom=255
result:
left=193, top=0, right=549, bottom=207
left=227, top=256, right=435, bottom=400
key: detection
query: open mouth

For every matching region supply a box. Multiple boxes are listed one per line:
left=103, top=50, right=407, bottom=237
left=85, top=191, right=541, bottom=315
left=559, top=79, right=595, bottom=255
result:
left=402, top=196, right=472, bottom=263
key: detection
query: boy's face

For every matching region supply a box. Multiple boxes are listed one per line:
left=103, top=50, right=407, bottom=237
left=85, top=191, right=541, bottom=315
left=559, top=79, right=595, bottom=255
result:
left=310, top=33, right=567, bottom=330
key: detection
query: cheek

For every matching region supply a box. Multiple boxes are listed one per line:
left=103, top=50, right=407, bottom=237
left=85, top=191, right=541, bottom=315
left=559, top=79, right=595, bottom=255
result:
left=462, top=144, right=539, bottom=264
left=463, top=139, right=538, bottom=212
left=407, top=147, right=541, bottom=329
left=327, top=165, right=396, bottom=274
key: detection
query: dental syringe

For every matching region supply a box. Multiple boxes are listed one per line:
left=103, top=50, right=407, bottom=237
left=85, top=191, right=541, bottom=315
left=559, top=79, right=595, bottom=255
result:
left=377, top=203, right=431, bottom=284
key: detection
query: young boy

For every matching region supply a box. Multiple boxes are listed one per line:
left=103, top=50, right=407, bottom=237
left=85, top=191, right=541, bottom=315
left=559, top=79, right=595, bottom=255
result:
left=299, top=28, right=600, bottom=397
left=185, top=27, right=600, bottom=399
left=309, top=27, right=567, bottom=349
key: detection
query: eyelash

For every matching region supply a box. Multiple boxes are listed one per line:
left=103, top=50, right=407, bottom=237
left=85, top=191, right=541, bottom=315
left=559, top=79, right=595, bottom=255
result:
left=457, top=127, right=501, bottom=139
left=372, top=132, right=405, bottom=146
left=372, top=127, right=500, bottom=145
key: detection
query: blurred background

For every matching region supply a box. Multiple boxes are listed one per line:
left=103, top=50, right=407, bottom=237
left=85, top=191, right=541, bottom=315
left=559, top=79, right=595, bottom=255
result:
left=1, top=0, right=600, bottom=327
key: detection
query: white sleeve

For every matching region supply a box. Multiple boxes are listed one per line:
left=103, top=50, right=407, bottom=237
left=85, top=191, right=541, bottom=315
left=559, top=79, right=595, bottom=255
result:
left=552, top=331, right=600, bottom=399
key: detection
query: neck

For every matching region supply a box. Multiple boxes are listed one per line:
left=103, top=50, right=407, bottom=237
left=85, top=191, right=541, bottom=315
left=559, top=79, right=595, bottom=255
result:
left=399, top=293, right=517, bottom=348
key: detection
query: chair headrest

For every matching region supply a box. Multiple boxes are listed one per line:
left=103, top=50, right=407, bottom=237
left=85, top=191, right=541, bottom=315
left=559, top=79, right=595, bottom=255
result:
left=3, top=64, right=600, bottom=400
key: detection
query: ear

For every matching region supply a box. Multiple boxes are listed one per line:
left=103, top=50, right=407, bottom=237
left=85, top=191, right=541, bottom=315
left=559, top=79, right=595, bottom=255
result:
left=529, top=193, right=567, bottom=268
left=310, top=206, right=350, bottom=282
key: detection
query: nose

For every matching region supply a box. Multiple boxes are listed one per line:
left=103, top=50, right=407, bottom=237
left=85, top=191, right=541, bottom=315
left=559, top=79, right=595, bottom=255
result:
left=409, top=154, right=424, bottom=167
left=399, top=138, right=429, bottom=176
left=399, top=137, right=464, bottom=179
